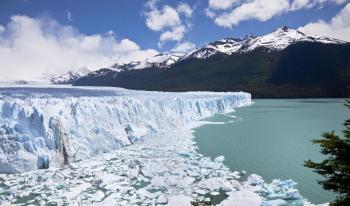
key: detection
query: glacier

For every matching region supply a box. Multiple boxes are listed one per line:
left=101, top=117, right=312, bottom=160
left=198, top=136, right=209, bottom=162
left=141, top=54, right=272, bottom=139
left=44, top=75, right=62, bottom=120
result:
left=0, top=85, right=250, bottom=173
left=0, top=86, right=327, bottom=205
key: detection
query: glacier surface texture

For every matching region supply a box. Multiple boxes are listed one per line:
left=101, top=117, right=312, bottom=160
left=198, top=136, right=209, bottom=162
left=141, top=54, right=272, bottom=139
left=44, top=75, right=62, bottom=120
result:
left=0, top=86, right=251, bottom=173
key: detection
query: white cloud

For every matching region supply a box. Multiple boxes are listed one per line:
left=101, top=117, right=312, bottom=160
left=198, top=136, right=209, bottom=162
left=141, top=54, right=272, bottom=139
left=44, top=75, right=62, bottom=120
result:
left=299, top=2, right=350, bottom=41
left=144, top=1, right=193, bottom=44
left=207, top=0, right=349, bottom=28
left=291, top=0, right=347, bottom=10
left=290, top=0, right=313, bottom=10
left=208, top=0, right=239, bottom=10
left=145, top=5, right=181, bottom=31
left=159, top=26, right=186, bottom=42
left=214, top=0, right=290, bottom=28
left=177, top=2, right=193, bottom=17
left=170, top=41, right=196, bottom=53
left=0, top=15, right=158, bottom=81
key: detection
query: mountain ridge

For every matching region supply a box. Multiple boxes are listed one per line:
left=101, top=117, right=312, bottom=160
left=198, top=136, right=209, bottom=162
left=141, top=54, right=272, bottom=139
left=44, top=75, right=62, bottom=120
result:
left=182, top=26, right=346, bottom=60
left=74, top=27, right=350, bottom=98
left=77, top=26, right=348, bottom=77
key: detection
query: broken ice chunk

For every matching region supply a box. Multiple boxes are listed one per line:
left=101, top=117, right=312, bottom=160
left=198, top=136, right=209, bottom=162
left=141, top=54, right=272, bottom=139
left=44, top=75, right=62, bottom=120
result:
left=198, top=177, right=234, bottom=191
left=167, top=195, right=192, bottom=206
left=178, top=151, right=192, bottom=158
left=156, top=194, right=168, bottom=204
left=219, top=189, right=262, bottom=206
left=262, top=199, right=288, bottom=206
left=284, top=189, right=302, bottom=200
left=247, top=174, right=264, bottom=186
left=214, top=155, right=225, bottom=162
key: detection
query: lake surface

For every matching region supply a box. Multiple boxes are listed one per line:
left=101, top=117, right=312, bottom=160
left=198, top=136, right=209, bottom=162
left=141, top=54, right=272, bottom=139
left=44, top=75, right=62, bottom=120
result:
left=194, top=99, right=348, bottom=204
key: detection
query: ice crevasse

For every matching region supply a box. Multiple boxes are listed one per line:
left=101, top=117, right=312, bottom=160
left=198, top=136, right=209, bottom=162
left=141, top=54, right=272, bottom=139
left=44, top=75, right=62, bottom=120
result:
left=0, top=86, right=251, bottom=173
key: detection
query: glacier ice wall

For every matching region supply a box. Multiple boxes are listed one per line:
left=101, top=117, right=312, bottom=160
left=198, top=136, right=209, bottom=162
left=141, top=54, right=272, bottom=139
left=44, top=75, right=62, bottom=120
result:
left=0, top=86, right=251, bottom=173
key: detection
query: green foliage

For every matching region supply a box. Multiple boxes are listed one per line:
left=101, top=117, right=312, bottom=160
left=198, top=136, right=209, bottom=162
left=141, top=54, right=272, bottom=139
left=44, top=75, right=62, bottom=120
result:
left=304, top=100, right=350, bottom=206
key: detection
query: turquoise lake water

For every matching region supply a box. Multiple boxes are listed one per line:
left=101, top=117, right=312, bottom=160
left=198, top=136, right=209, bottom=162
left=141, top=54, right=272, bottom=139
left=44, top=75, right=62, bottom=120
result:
left=194, top=99, right=349, bottom=204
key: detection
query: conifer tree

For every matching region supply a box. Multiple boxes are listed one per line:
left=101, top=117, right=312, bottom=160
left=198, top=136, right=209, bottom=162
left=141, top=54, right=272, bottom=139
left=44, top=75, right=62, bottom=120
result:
left=305, top=100, right=350, bottom=206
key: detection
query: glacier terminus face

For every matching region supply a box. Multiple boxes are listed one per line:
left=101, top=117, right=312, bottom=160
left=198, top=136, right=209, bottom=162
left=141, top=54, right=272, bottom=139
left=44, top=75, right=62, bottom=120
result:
left=0, top=86, right=251, bottom=173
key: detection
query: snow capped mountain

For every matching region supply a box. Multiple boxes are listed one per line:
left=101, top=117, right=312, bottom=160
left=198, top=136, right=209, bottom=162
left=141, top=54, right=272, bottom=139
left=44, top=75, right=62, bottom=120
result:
left=134, top=53, right=183, bottom=69
left=50, top=67, right=91, bottom=84
left=110, top=53, right=183, bottom=72
left=85, top=68, right=115, bottom=78
left=183, top=36, right=254, bottom=60
left=84, top=27, right=346, bottom=75
left=242, top=26, right=345, bottom=52
left=77, top=53, right=183, bottom=83
left=183, top=26, right=346, bottom=60
left=74, top=26, right=348, bottom=87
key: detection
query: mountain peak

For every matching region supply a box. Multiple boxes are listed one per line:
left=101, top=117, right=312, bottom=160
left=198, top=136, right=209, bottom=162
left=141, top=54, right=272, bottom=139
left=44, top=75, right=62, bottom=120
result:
left=141, top=53, right=181, bottom=68
left=107, top=53, right=183, bottom=73
left=243, top=33, right=256, bottom=40
left=50, top=68, right=91, bottom=84
left=280, top=26, right=289, bottom=31
left=219, top=37, right=245, bottom=43
left=273, top=26, right=300, bottom=35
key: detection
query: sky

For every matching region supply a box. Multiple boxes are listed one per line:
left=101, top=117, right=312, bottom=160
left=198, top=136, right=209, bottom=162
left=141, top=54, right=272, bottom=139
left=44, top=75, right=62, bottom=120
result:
left=0, top=0, right=349, bottom=80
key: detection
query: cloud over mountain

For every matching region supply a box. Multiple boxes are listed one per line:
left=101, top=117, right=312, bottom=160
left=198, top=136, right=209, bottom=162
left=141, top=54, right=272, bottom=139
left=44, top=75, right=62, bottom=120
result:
left=299, top=2, right=350, bottom=41
left=0, top=15, right=158, bottom=80
left=144, top=1, right=193, bottom=46
left=206, top=0, right=348, bottom=28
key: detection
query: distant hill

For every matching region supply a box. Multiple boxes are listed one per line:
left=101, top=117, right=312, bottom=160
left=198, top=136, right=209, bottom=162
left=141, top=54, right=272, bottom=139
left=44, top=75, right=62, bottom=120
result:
left=74, top=27, right=350, bottom=98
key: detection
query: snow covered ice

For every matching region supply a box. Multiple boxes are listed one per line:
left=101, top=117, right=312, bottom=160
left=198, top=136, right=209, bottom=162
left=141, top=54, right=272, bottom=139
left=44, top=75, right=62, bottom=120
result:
left=0, top=85, right=326, bottom=205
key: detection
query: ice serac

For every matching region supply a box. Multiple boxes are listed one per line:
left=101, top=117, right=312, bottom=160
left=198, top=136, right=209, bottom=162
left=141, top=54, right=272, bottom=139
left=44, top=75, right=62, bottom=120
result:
left=0, top=86, right=251, bottom=173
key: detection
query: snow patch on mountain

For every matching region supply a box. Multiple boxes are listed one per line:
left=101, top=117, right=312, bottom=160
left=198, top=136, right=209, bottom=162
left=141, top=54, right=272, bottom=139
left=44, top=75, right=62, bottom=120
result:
left=110, top=53, right=183, bottom=72
left=84, top=68, right=115, bottom=78
left=183, top=36, right=252, bottom=59
left=50, top=68, right=91, bottom=84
